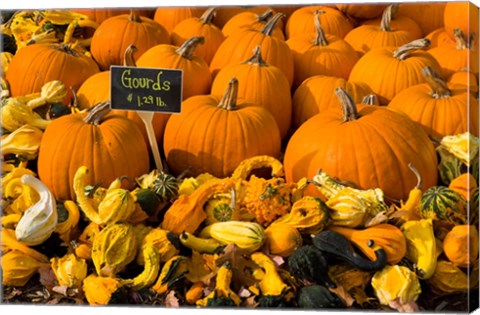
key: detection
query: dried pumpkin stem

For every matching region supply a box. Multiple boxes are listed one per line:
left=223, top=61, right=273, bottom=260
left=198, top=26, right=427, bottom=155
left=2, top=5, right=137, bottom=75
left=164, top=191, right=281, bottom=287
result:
left=261, top=12, right=285, bottom=36
left=129, top=9, right=142, bottom=23
left=54, top=43, right=82, bottom=57
left=407, top=163, right=422, bottom=189
left=200, top=7, right=217, bottom=24
left=362, top=94, right=378, bottom=105
left=84, top=101, right=111, bottom=125
left=218, top=78, right=239, bottom=111
left=313, top=12, right=328, bottom=46
left=393, top=38, right=430, bottom=60
left=453, top=28, right=471, bottom=49
left=257, top=9, right=274, bottom=23
left=421, top=66, right=451, bottom=98
left=379, top=4, right=399, bottom=32
left=176, top=36, right=205, bottom=60
left=123, top=44, right=138, bottom=67
left=243, top=46, right=268, bottom=66
left=335, top=87, right=359, bottom=122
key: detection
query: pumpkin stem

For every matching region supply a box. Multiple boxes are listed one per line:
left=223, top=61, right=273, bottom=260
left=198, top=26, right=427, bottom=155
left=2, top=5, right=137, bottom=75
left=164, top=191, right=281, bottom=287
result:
left=54, top=43, right=82, bottom=57
left=422, top=66, right=451, bottom=99
left=200, top=7, right=217, bottom=24
left=129, top=9, right=142, bottom=23
left=335, top=87, right=359, bottom=122
left=84, top=101, right=111, bottom=125
left=453, top=28, right=473, bottom=50
left=407, top=163, right=422, bottom=190
left=243, top=46, right=268, bottom=66
left=218, top=78, right=239, bottom=111
left=313, top=12, right=328, bottom=46
left=379, top=4, right=399, bottom=32
left=176, top=36, right=205, bottom=60
left=261, top=12, right=285, bottom=37
left=361, top=94, right=378, bottom=105
left=123, top=44, right=138, bottom=67
left=257, top=9, right=274, bottom=23
left=393, top=38, right=430, bottom=60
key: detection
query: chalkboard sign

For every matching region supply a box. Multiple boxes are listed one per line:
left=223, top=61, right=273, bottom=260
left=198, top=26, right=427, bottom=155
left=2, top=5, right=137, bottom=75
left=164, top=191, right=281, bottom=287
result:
left=110, top=66, right=183, bottom=113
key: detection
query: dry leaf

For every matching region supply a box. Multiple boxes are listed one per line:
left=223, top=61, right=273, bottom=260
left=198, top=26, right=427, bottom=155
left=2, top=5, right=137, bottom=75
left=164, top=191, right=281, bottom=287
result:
left=164, top=290, right=180, bottom=307
left=38, top=266, right=57, bottom=290
left=329, top=285, right=355, bottom=307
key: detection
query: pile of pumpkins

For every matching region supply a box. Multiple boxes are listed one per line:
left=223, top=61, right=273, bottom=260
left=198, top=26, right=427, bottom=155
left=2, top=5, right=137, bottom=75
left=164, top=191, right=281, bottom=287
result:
left=1, top=2, right=479, bottom=311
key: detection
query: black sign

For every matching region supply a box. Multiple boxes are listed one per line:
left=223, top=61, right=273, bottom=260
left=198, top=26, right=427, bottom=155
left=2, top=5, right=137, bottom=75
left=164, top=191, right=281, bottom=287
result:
left=110, top=66, right=183, bottom=113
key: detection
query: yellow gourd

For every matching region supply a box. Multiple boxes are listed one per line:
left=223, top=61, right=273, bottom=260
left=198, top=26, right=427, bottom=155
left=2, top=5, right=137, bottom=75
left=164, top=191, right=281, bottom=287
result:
left=265, top=223, right=303, bottom=257
left=442, top=225, right=479, bottom=268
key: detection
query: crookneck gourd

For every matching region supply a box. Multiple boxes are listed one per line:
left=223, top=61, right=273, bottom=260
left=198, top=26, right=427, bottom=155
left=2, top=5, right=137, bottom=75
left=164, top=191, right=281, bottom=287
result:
left=312, top=230, right=387, bottom=271
left=288, top=244, right=336, bottom=288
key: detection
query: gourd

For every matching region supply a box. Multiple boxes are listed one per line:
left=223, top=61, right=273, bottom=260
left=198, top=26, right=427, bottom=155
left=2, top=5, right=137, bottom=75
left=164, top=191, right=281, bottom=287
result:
left=137, top=227, right=179, bottom=264
left=37, top=102, right=150, bottom=201
left=90, top=10, right=170, bottom=71
left=120, top=244, right=161, bottom=290
left=14, top=175, right=58, bottom=246
left=50, top=253, right=87, bottom=288
left=151, top=255, right=189, bottom=295
left=442, top=225, right=479, bottom=268
left=264, top=223, right=303, bottom=257
left=287, top=245, right=335, bottom=288
left=82, top=274, right=123, bottom=306
left=1, top=250, right=50, bottom=287
left=449, top=173, right=478, bottom=201
left=284, top=87, right=438, bottom=202
left=344, top=4, right=421, bottom=56
left=199, top=220, right=266, bottom=253
left=297, top=285, right=345, bottom=309
left=312, top=230, right=388, bottom=271
left=1, top=98, right=51, bottom=133
left=1, top=124, right=43, bottom=160
left=286, top=13, right=359, bottom=88
left=328, top=224, right=406, bottom=265
left=179, top=231, right=225, bottom=254
left=470, top=187, right=479, bottom=226
left=163, top=77, right=281, bottom=178
left=426, top=260, right=477, bottom=295
left=393, top=163, right=424, bottom=222
left=420, top=185, right=467, bottom=225
left=196, top=262, right=241, bottom=307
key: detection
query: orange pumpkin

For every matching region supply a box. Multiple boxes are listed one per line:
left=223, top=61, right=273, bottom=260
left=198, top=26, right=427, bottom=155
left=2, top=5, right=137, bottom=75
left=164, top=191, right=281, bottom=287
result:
left=153, top=7, right=205, bottom=34
left=448, top=70, right=479, bottom=93
left=443, top=1, right=479, bottom=44
left=443, top=224, right=479, bottom=268
left=72, top=8, right=154, bottom=24
left=284, top=87, right=438, bottom=202
left=449, top=173, right=478, bottom=201
left=76, top=46, right=171, bottom=146
left=210, top=13, right=294, bottom=86
left=163, top=77, right=281, bottom=178
left=335, top=3, right=388, bottom=20
left=285, top=6, right=353, bottom=40
left=222, top=9, right=285, bottom=40
left=348, top=38, right=442, bottom=105
left=90, top=10, right=170, bottom=70
left=344, top=4, right=421, bottom=56
left=291, top=75, right=374, bottom=129
left=211, top=46, right=292, bottom=139
left=6, top=43, right=99, bottom=103
left=136, top=36, right=212, bottom=100
left=286, top=13, right=359, bottom=87
left=428, top=29, right=479, bottom=80
left=388, top=66, right=479, bottom=138
left=397, top=2, right=446, bottom=36
left=425, top=28, right=455, bottom=48
left=37, top=103, right=150, bottom=201
left=213, top=6, right=273, bottom=29
left=170, top=8, right=225, bottom=65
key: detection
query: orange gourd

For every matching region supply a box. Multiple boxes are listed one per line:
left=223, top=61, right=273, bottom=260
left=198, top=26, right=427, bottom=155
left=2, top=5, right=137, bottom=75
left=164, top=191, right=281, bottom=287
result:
left=37, top=102, right=150, bottom=201
left=328, top=224, right=407, bottom=264
left=222, top=9, right=285, bottom=40
left=443, top=225, right=479, bottom=268
left=170, top=8, right=225, bottom=65
left=388, top=66, right=479, bottom=138
left=344, top=4, right=421, bottom=56
left=163, top=77, right=281, bottom=178
left=286, top=13, right=359, bottom=87
left=291, top=75, right=373, bottom=129
left=211, top=46, right=292, bottom=139
left=153, top=7, right=205, bottom=34
left=349, top=38, right=442, bottom=105
left=449, top=173, right=478, bottom=201
left=284, top=87, right=438, bottom=202
left=136, top=36, right=212, bottom=100
left=90, top=10, right=170, bottom=70
left=210, top=13, right=294, bottom=86
left=285, top=6, right=353, bottom=40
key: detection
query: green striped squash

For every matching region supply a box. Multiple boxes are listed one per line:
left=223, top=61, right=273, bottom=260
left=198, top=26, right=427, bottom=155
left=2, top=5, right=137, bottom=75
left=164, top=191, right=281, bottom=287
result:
left=420, top=186, right=467, bottom=225
left=470, top=187, right=479, bottom=226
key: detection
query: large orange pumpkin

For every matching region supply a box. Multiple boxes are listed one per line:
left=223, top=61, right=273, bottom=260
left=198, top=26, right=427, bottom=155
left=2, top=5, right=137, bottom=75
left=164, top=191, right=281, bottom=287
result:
left=335, top=3, right=388, bottom=19
left=425, top=28, right=455, bottom=48
left=348, top=38, right=442, bottom=105
left=221, top=9, right=285, bottom=40
left=136, top=36, right=212, bottom=100
left=163, top=77, right=281, bottom=178
left=213, top=6, right=273, bottom=29
left=90, top=10, right=170, bottom=70
left=6, top=43, right=99, bottom=103
left=170, top=7, right=225, bottom=65
left=153, top=7, right=205, bottom=34
left=211, top=46, right=292, bottom=139
left=397, top=2, right=446, bottom=36
left=291, top=75, right=374, bottom=129
left=37, top=102, right=150, bottom=201
left=285, top=6, right=353, bottom=40
left=344, top=4, right=421, bottom=56
left=443, top=1, right=479, bottom=44
left=210, top=13, right=294, bottom=86
left=72, top=8, right=154, bottom=24
left=284, top=87, right=438, bottom=202
left=388, top=66, right=479, bottom=138
left=286, top=13, right=359, bottom=87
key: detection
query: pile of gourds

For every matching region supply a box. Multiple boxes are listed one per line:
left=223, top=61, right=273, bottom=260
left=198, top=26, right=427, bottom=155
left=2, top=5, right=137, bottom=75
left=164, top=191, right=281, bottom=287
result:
left=1, top=2, right=478, bottom=311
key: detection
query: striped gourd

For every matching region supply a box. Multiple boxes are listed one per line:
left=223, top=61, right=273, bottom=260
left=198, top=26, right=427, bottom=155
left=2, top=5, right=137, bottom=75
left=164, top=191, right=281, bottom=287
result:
left=420, top=186, right=467, bottom=225
left=470, top=187, right=479, bottom=226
